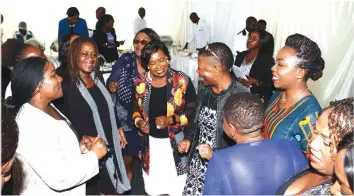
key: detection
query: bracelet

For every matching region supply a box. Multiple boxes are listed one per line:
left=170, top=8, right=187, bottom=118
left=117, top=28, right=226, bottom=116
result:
left=172, top=115, right=177, bottom=125
left=134, top=118, right=143, bottom=128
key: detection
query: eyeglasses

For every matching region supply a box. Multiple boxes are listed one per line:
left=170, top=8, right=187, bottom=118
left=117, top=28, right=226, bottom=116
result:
left=80, top=52, right=98, bottom=59
left=133, top=39, right=149, bottom=46
left=149, top=57, right=168, bottom=66
left=205, top=44, right=221, bottom=62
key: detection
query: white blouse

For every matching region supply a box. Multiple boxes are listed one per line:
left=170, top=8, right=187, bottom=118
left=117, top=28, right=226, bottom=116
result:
left=16, top=103, right=99, bottom=195
left=240, top=56, right=256, bottom=77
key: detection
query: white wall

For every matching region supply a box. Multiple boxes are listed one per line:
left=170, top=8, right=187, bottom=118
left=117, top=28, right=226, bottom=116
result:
left=0, top=0, right=186, bottom=54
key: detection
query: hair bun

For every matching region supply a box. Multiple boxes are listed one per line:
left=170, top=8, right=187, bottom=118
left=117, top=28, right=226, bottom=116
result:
left=310, top=57, right=325, bottom=81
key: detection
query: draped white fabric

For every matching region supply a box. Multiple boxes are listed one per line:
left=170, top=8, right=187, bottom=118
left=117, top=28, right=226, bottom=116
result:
left=1, top=0, right=353, bottom=106
left=178, top=0, right=354, bottom=107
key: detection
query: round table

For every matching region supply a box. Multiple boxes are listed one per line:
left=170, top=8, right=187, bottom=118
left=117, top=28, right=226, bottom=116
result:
left=170, top=54, right=199, bottom=91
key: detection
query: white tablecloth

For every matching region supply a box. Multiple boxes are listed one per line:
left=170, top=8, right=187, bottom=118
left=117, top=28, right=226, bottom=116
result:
left=170, top=55, right=199, bottom=90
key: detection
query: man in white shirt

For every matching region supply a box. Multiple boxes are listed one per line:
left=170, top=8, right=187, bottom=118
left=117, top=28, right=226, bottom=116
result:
left=183, top=13, right=210, bottom=50
left=133, top=7, right=146, bottom=35
left=233, top=16, right=257, bottom=54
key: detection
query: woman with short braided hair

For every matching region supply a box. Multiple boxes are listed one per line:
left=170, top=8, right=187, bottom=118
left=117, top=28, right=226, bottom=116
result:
left=277, top=97, right=353, bottom=195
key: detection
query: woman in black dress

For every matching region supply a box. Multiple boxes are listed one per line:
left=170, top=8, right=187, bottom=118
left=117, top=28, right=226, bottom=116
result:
left=93, top=14, right=124, bottom=64
left=233, top=29, right=274, bottom=105
left=62, top=36, right=130, bottom=194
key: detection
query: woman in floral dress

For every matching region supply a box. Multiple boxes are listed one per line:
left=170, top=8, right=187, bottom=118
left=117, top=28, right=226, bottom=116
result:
left=132, top=40, right=196, bottom=195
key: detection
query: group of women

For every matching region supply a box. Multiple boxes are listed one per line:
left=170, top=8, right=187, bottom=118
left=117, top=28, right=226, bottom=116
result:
left=1, top=23, right=353, bottom=196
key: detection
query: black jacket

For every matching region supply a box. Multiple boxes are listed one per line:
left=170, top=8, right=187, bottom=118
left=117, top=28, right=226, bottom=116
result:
left=184, top=79, right=249, bottom=164
left=234, top=50, right=275, bottom=105
left=93, top=28, right=120, bottom=63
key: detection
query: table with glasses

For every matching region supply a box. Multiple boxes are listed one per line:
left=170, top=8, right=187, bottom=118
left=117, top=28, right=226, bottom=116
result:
left=170, top=54, right=199, bottom=91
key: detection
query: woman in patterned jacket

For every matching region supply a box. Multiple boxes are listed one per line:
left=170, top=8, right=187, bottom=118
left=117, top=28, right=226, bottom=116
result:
left=132, top=40, right=196, bottom=195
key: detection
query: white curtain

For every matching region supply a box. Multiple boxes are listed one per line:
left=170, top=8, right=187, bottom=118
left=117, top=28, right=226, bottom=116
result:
left=178, top=0, right=354, bottom=107
left=1, top=0, right=353, bottom=107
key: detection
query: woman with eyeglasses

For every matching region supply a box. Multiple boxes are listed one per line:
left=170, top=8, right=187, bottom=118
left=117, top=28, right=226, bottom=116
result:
left=106, top=28, right=160, bottom=183
left=276, top=98, right=354, bottom=195
left=131, top=40, right=196, bottom=195
left=61, top=36, right=130, bottom=195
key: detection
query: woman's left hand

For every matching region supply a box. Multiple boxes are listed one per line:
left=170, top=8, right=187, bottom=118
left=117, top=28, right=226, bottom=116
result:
left=155, top=116, right=171, bottom=129
left=119, top=128, right=128, bottom=149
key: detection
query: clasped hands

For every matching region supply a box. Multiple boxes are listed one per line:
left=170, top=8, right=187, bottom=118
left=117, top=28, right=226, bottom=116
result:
left=178, top=139, right=214, bottom=160
left=79, top=135, right=107, bottom=159
left=79, top=128, right=128, bottom=158
left=136, top=116, right=172, bottom=134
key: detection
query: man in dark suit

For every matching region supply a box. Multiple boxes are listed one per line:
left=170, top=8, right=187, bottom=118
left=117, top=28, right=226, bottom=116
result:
left=95, top=7, right=106, bottom=31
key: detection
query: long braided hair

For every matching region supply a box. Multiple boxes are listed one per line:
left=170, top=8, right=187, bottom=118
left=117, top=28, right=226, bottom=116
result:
left=325, top=97, right=354, bottom=159
left=67, top=36, right=99, bottom=86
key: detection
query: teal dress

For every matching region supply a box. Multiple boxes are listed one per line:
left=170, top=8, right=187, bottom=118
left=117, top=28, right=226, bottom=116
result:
left=264, top=91, right=321, bottom=154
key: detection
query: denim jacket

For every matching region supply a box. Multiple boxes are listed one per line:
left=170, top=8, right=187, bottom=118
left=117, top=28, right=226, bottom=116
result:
left=184, top=79, right=248, bottom=163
